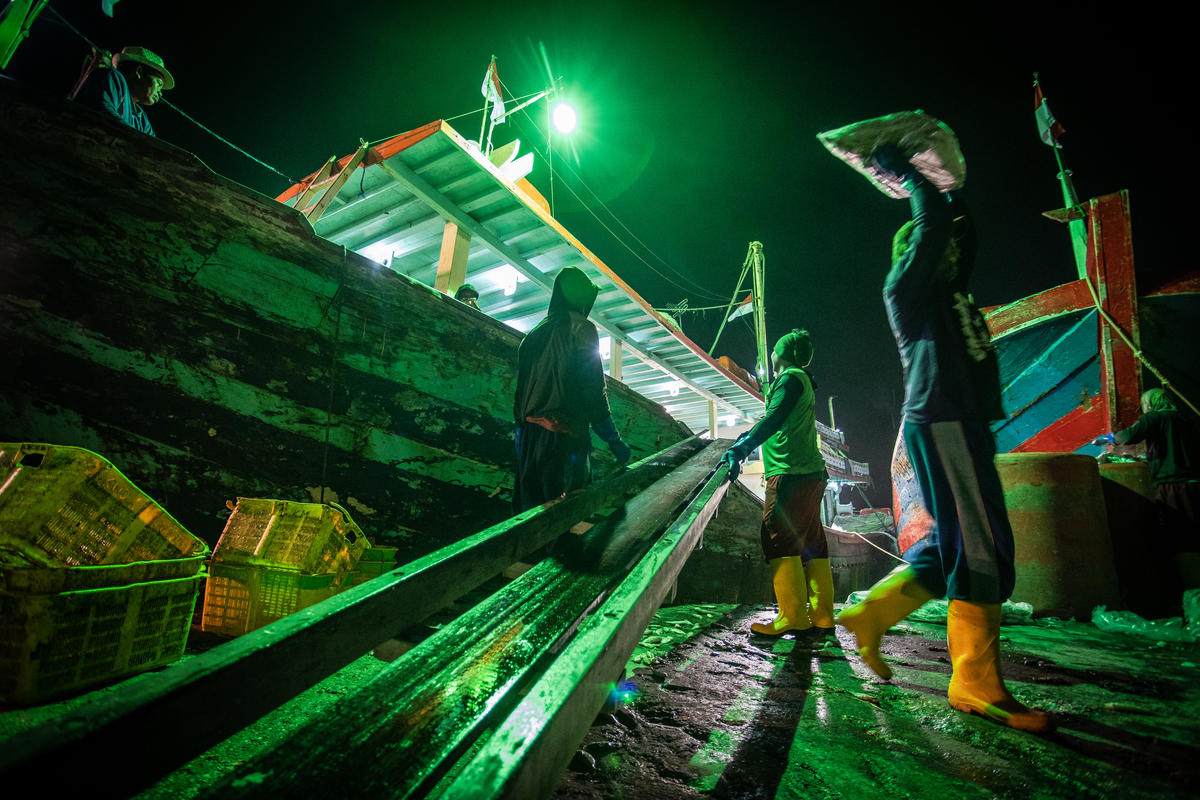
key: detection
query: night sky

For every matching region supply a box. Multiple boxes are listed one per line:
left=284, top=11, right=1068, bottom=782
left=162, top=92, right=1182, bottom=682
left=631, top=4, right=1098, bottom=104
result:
left=4, top=1, right=1181, bottom=505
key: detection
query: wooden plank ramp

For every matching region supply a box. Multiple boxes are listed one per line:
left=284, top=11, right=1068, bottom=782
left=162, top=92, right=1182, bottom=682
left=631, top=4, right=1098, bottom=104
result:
left=0, top=437, right=730, bottom=799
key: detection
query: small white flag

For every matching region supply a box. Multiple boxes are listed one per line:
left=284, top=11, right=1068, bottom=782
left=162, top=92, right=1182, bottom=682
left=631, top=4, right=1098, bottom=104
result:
left=481, top=61, right=506, bottom=123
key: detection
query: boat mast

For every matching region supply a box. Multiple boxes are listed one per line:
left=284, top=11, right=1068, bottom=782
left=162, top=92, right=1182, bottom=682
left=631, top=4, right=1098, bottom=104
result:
left=0, top=0, right=49, bottom=69
left=749, top=241, right=771, bottom=386
left=1035, top=73, right=1088, bottom=279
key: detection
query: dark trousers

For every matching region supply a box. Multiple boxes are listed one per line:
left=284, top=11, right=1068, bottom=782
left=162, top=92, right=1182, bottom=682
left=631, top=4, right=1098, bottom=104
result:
left=1156, top=481, right=1200, bottom=553
left=513, top=421, right=591, bottom=514
left=902, top=418, right=1016, bottom=603
left=760, top=472, right=829, bottom=561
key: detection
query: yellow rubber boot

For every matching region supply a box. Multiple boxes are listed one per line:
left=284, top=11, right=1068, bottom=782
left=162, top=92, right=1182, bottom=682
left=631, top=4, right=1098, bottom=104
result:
left=834, top=565, right=932, bottom=679
left=751, top=556, right=812, bottom=636
left=805, top=558, right=835, bottom=630
left=946, top=600, right=1053, bottom=733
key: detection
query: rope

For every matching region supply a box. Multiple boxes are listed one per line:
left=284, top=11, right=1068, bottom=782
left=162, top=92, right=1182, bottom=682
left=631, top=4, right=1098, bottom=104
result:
left=319, top=246, right=348, bottom=504
left=157, top=98, right=299, bottom=184
left=1081, top=223, right=1200, bottom=420
left=826, top=526, right=907, bottom=563
left=45, top=4, right=298, bottom=185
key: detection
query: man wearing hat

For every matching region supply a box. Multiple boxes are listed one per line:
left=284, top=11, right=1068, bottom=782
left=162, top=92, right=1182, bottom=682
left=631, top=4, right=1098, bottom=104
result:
left=722, top=329, right=835, bottom=640
left=454, top=283, right=481, bottom=310
left=74, top=46, right=174, bottom=136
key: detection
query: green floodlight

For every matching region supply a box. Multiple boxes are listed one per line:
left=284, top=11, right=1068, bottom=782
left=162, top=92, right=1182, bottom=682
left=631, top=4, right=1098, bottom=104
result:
left=552, top=102, right=577, bottom=134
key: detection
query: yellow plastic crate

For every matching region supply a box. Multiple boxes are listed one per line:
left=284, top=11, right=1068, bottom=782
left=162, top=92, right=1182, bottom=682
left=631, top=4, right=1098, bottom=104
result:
left=0, top=443, right=209, bottom=568
left=0, top=571, right=205, bottom=705
left=0, top=443, right=210, bottom=705
left=200, top=498, right=369, bottom=636
left=200, top=562, right=339, bottom=636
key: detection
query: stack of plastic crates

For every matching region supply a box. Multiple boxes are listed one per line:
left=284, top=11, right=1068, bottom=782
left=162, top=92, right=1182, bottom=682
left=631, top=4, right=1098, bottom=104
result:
left=200, top=498, right=369, bottom=636
left=0, top=443, right=209, bottom=706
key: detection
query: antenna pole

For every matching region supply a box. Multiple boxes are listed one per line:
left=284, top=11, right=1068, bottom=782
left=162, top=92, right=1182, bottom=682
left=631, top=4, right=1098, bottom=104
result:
left=749, top=241, right=770, bottom=386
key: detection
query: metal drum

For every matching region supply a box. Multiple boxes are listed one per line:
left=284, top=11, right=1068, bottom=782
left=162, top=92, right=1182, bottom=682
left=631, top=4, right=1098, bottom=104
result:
left=996, top=453, right=1121, bottom=618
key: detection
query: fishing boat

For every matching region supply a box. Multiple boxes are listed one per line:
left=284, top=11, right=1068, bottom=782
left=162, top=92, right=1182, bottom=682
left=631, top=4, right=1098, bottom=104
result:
left=0, top=72, right=878, bottom=577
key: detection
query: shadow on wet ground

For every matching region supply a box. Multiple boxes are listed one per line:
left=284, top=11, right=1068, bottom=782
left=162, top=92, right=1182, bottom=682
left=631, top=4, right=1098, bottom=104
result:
left=554, top=604, right=1200, bottom=800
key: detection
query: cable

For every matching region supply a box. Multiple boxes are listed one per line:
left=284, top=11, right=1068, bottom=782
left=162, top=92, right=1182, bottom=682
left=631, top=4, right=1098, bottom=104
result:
left=158, top=98, right=299, bottom=184
left=825, top=526, right=907, bottom=564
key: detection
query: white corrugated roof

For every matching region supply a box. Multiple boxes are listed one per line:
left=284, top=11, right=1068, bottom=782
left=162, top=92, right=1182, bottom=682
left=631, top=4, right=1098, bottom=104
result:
left=280, top=120, right=765, bottom=437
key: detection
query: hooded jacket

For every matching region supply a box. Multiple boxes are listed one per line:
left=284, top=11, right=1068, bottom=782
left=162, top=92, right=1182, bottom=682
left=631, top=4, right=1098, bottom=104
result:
left=514, top=267, right=612, bottom=435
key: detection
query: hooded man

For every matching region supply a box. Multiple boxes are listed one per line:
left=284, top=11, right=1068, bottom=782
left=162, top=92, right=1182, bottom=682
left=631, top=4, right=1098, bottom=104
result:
left=722, top=328, right=834, bottom=639
left=74, top=46, right=173, bottom=136
left=513, top=266, right=630, bottom=513
left=835, top=144, right=1051, bottom=733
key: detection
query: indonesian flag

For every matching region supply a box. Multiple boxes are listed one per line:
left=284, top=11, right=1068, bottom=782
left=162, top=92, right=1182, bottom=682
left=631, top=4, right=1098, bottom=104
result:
left=1034, top=82, right=1065, bottom=148
left=726, top=293, right=754, bottom=321
left=481, top=60, right=505, bottom=123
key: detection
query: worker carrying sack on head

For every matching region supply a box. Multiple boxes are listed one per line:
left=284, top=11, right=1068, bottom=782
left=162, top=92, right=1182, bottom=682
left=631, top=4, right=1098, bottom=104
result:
left=824, top=120, right=1052, bottom=733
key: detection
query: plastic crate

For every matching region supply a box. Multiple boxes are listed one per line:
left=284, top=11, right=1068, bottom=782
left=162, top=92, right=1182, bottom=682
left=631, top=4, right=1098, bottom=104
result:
left=0, top=443, right=209, bottom=568
left=209, top=498, right=367, bottom=581
left=346, top=545, right=399, bottom=587
left=200, top=498, right=369, bottom=636
left=200, top=562, right=340, bottom=636
left=0, top=571, right=205, bottom=705
left=0, top=443, right=210, bottom=705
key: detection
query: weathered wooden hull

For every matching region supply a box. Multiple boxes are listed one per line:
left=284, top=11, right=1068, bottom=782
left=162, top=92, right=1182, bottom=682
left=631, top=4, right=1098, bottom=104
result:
left=0, top=82, right=688, bottom=559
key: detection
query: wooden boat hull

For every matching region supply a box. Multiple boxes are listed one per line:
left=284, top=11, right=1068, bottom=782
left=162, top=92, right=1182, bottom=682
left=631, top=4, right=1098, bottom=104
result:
left=0, top=82, right=688, bottom=559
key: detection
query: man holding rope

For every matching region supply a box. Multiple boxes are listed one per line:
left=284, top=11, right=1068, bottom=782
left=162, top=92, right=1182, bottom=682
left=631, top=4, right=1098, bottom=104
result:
left=74, top=45, right=172, bottom=136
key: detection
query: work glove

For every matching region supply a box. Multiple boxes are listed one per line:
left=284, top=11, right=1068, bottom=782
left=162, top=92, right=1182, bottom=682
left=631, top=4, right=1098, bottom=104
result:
left=1091, top=433, right=1115, bottom=446
left=722, top=449, right=742, bottom=482
left=610, top=438, right=632, bottom=468
left=593, top=417, right=631, bottom=467
left=722, top=434, right=753, bottom=482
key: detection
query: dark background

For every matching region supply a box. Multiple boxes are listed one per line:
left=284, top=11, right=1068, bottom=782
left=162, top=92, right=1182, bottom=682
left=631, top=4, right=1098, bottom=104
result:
left=3, top=1, right=1182, bottom=506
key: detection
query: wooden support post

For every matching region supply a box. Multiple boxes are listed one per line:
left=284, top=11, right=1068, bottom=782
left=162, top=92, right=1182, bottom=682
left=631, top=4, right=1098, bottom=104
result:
left=1087, top=191, right=1141, bottom=433
left=709, top=400, right=718, bottom=440
left=610, top=337, right=623, bottom=381
left=435, top=220, right=472, bottom=294
left=302, top=142, right=368, bottom=224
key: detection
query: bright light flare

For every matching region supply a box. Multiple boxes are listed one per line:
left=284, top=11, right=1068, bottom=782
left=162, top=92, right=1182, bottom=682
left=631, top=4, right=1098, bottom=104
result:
left=552, top=102, right=577, bottom=134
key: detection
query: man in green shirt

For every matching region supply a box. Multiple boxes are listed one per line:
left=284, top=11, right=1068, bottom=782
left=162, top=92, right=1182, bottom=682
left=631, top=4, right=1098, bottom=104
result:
left=723, top=329, right=832, bottom=637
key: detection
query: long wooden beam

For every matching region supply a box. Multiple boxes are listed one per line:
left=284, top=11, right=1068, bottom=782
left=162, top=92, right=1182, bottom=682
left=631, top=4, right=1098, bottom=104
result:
left=444, top=451, right=732, bottom=799
left=0, top=437, right=704, bottom=798
left=207, top=442, right=728, bottom=799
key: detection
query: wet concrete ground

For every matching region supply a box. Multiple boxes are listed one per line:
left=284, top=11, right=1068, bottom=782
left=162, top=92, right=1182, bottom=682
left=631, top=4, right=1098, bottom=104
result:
left=3, top=602, right=1198, bottom=798
left=554, top=604, right=1200, bottom=800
